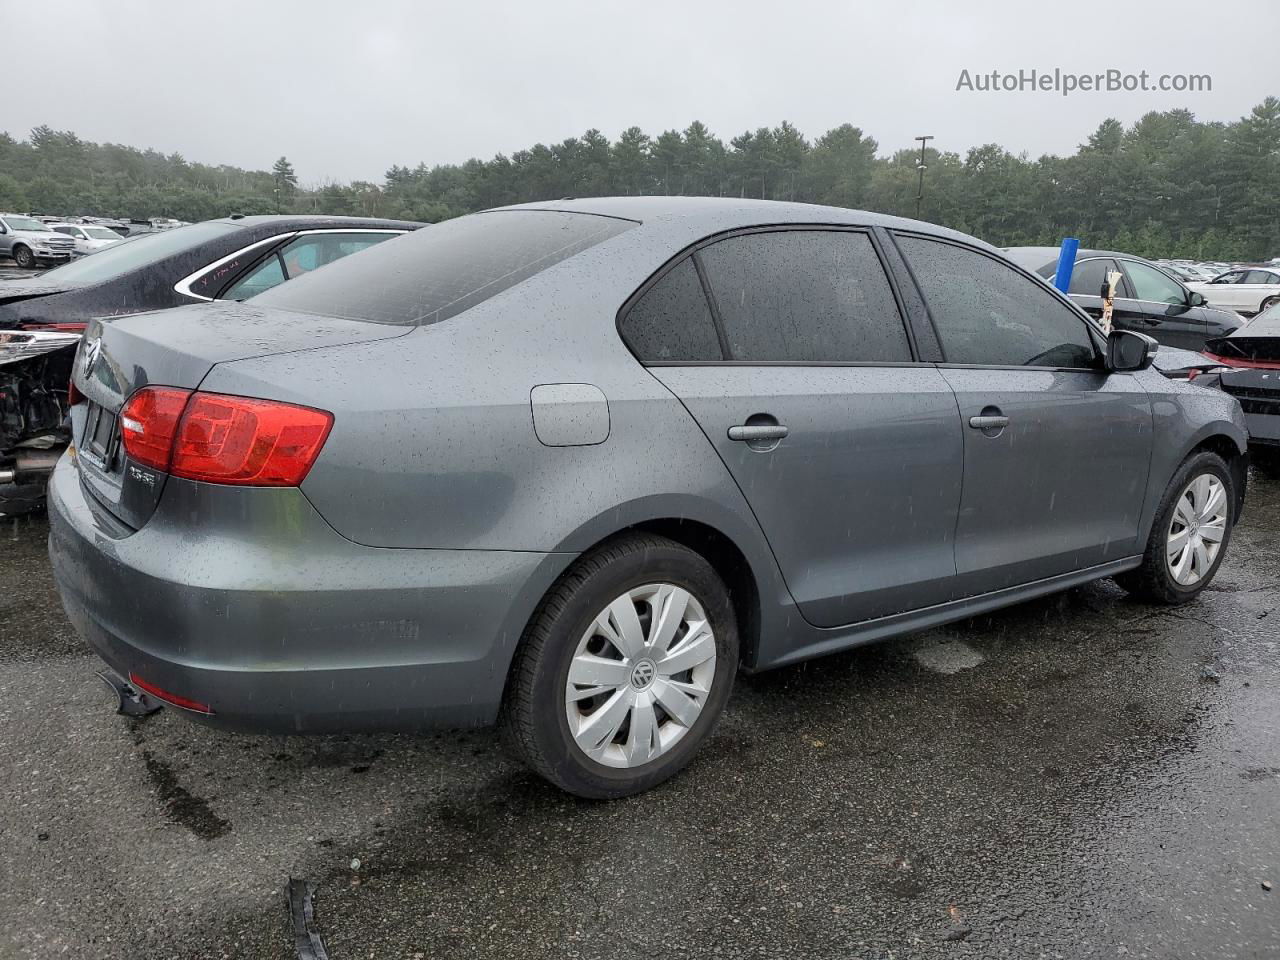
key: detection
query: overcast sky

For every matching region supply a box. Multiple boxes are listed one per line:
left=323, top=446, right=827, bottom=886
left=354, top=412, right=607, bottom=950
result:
left=3, top=0, right=1273, bottom=184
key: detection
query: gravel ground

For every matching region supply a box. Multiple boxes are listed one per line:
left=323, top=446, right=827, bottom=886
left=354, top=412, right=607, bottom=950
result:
left=0, top=467, right=1277, bottom=959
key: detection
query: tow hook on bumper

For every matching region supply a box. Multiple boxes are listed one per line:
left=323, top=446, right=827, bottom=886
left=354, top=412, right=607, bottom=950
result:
left=96, top=668, right=163, bottom=717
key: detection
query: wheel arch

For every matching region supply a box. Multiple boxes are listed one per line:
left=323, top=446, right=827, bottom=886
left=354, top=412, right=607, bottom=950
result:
left=504, top=495, right=784, bottom=695
left=1185, top=430, right=1248, bottom=520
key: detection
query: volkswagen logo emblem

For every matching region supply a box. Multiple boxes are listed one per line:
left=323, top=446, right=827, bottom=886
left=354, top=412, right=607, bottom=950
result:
left=81, top=336, right=102, bottom=378
left=630, top=660, right=656, bottom=690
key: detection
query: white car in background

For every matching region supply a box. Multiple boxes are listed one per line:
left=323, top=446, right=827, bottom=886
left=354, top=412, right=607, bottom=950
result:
left=1189, top=267, right=1280, bottom=316
left=48, top=222, right=125, bottom=256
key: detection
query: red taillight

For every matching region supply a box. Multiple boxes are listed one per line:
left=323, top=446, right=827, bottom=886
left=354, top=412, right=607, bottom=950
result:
left=172, top=392, right=332, bottom=486
left=119, top=387, right=333, bottom=486
left=68, top=378, right=85, bottom=406
left=120, top=386, right=193, bottom=471
left=128, top=672, right=214, bottom=715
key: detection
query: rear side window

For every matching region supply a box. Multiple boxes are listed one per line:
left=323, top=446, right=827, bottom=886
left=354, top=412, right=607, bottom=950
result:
left=223, top=254, right=286, bottom=301
left=1067, top=258, right=1116, bottom=297
left=254, top=211, right=634, bottom=326
left=620, top=258, right=723, bottom=361
left=897, top=235, right=1097, bottom=368
left=698, top=230, right=911, bottom=363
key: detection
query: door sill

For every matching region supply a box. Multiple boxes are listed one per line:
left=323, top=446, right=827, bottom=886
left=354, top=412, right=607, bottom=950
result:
left=764, top=556, right=1143, bottom=670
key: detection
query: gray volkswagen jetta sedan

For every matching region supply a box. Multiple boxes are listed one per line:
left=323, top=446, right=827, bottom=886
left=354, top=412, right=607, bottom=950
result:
left=48, top=197, right=1248, bottom=798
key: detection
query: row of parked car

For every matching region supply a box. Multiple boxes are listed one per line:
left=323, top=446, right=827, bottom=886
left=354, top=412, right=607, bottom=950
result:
left=1153, top=258, right=1280, bottom=315
left=0, top=213, right=202, bottom=270
left=1, top=198, right=1273, bottom=799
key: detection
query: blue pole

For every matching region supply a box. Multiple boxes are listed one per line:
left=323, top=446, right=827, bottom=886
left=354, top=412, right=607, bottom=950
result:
left=1052, top=237, right=1080, bottom=293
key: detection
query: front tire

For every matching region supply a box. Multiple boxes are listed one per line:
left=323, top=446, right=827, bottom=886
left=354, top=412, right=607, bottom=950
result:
left=11, top=245, right=34, bottom=269
left=1115, top=451, right=1235, bottom=604
left=501, top=533, right=738, bottom=799
left=1259, top=296, right=1280, bottom=315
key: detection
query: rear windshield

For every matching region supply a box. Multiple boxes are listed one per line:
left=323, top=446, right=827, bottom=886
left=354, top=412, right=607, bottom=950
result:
left=36, top=220, right=239, bottom=286
left=252, top=210, right=635, bottom=326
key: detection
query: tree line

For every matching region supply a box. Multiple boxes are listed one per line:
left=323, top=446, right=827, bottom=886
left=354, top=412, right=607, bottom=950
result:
left=1, top=97, right=1277, bottom=260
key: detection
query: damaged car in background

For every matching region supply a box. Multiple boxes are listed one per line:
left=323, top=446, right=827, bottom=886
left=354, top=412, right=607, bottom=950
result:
left=0, top=214, right=420, bottom=514
left=1193, top=301, right=1280, bottom=460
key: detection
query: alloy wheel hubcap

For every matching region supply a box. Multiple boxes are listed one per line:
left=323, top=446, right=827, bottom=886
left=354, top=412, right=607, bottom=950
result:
left=565, top=583, right=717, bottom=769
left=1166, top=474, right=1227, bottom=586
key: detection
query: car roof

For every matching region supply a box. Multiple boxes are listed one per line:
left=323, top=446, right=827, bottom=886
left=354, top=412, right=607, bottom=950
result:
left=491, top=196, right=1002, bottom=253
left=1003, top=245, right=1174, bottom=274
left=207, top=214, right=423, bottom=230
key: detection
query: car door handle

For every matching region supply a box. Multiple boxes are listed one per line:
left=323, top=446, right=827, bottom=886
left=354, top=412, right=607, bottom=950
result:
left=968, top=415, right=1009, bottom=430
left=728, top=424, right=789, bottom=442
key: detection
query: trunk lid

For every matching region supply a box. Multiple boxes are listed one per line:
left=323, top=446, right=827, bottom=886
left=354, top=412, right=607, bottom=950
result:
left=0, top=279, right=78, bottom=327
left=71, top=300, right=407, bottom=530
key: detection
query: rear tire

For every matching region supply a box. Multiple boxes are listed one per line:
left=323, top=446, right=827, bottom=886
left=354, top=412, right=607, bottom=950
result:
left=1115, top=450, right=1235, bottom=604
left=501, top=533, right=738, bottom=799
left=11, top=245, right=34, bottom=269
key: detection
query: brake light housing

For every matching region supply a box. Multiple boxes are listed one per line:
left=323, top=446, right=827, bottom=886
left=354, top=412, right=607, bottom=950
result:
left=120, top=387, right=193, bottom=471
left=118, top=386, right=333, bottom=486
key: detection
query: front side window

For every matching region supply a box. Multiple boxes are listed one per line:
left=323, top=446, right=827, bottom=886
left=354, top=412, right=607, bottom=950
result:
left=896, top=235, right=1098, bottom=368
left=697, top=230, right=911, bottom=363
left=1212, top=271, right=1245, bottom=284
left=1123, top=260, right=1186, bottom=305
left=619, top=258, right=722, bottom=362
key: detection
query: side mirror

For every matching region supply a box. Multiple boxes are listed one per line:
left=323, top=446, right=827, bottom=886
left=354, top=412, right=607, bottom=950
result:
left=1107, top=329, right=1158, bottom=372
left=1188, top=290, right=1207, bottom=307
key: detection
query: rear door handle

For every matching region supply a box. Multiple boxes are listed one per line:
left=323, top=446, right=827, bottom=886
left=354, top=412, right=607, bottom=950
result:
left=728, top=424, right=789, bottom=441
left=968, top=415, right=1009, bottom=430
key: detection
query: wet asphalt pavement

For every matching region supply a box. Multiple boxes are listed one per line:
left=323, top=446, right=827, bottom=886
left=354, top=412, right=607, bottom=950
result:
left=1, top=469, right=1278, bottom=959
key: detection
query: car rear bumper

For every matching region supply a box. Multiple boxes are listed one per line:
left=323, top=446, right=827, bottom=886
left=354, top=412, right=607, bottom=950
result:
left=47, top=452, right=574, bottom=732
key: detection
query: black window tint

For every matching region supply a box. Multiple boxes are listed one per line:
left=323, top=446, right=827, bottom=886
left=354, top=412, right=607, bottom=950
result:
left=897, top=236, right=1097, bottom=368
left=620, top=258, right=722, bottom=361
left=1067, top=258, right=1115, bottom=297
left=254, top=211, right=634, bottom=326
left=698, top=231, right=910, bottom=362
